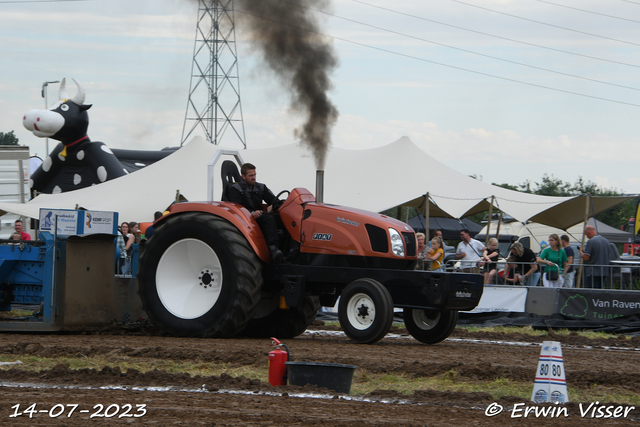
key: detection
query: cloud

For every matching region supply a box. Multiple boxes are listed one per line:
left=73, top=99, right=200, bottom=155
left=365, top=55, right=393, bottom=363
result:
left=326, top=114, right=640, bottom=192
left=1, top=11, right=193, bottom=41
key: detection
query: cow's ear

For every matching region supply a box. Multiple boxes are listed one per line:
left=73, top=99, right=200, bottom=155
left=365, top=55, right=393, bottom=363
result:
left=80, top=104, right=92, bottom=111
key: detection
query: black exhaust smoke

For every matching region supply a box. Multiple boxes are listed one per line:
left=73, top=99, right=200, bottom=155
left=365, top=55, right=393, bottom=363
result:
left=228, top=0, right=339, bottom=170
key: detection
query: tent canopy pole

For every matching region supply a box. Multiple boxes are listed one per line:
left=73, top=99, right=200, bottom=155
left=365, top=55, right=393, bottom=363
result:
left=424, top=193, right=430, bottom=239
left=576, top=194, right=591, bottom=288
left=485, top=196, right=495, bottom=247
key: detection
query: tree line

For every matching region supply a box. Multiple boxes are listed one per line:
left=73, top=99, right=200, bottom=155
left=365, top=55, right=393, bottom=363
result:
left=0, top=131, right=19, bottom=146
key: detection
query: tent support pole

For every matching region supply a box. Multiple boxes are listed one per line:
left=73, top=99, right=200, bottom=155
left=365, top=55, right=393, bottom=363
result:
left=424, top=193, right=430, bottom=239
left=485, top=196, right=495, bottom=247
left=576, top=194, right=591, bottom=288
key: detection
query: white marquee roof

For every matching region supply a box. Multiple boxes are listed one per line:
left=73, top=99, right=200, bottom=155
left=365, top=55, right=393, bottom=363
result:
left=0, top=136, right=631, bottom=229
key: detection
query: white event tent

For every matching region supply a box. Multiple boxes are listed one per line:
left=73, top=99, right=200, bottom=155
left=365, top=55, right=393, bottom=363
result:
left=0, top=136, right=631, bottom=228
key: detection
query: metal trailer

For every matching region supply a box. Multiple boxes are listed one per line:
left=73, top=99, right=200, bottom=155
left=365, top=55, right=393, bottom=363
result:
left=0, top=215, right=143, bottom=331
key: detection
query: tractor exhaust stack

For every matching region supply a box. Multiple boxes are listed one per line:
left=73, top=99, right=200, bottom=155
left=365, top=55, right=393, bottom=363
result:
left=316, top=170, right=324, bottom=203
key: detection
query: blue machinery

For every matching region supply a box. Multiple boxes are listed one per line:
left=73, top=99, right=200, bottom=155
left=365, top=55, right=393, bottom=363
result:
left=0, top=209, right=143, bottom=331
left=0, top=237, right=53, bottom=329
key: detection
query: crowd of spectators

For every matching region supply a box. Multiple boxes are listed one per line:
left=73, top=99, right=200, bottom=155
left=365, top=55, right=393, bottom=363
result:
left=416, top=225, right=612, bottom=289
left=115, top=212, right=162, bottom=275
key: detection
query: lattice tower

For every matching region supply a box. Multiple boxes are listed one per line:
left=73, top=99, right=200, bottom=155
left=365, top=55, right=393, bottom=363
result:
left=181, top=0, right=246, bottom=147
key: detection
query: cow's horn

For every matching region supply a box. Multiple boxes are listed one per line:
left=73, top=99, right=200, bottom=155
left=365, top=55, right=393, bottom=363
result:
left=70, top=78, right=86, bottom=105
left=58, top=78, right=69, bottom=100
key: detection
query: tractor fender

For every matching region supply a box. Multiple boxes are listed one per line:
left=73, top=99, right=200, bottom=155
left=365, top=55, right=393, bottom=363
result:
left=154, top=201, right=270, bottom=262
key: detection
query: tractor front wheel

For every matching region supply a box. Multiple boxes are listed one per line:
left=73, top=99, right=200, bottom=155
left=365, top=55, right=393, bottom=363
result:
left=338, top=278, right=393, bottom=344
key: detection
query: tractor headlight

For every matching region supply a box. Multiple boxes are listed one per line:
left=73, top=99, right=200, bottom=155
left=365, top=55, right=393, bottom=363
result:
left=389, top=228, right=405, bottom=257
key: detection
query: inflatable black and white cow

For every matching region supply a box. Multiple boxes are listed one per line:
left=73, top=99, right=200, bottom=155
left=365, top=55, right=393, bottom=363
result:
left=23, top=78, right=178, bottom=194
left=23, top=78, right=129, bottom=193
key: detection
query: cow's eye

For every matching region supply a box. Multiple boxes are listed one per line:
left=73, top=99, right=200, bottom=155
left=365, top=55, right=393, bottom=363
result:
left=60, top=104, right=69, bottom=111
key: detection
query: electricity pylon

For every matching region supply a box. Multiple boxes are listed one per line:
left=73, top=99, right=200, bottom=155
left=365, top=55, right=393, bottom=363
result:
left=181, top=0, right=246, bottom=148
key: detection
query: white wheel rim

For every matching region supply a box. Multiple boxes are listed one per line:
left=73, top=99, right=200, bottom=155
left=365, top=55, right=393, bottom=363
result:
left=156, top=238, right=223, bottom=319
left=346, top=292, right=376, bottom=330
left=412, top=310, right=440, bottom=331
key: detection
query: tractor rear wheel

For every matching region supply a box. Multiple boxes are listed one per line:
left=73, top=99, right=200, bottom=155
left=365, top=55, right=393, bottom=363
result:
left=338, top=278, right=393, bottom=344
left=241, top=294, right=321, bottom=339
left=138, top=212, right=262, bottom=337
left=403, top=309, right=458, bottom=344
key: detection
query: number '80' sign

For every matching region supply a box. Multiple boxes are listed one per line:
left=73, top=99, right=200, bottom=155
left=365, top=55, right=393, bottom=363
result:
left=539, top=363, right=562, bottom=377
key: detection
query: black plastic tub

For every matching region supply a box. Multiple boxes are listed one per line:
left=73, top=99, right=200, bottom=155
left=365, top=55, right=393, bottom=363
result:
left=285, top=361, right=358, bottom=394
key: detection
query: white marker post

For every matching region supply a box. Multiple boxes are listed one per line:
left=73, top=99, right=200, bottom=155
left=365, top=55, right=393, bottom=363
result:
left=531, top=340, right=569, bottom=404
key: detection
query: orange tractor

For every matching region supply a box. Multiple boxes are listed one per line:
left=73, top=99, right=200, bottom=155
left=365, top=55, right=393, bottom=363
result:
left=137, top=156, right=483, bottom=344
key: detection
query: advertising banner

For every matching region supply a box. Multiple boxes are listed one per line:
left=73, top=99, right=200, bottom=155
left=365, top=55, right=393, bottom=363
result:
left=39, top=209, right=79, bottom=235
left=83, top=211, right=118, bottom=235
left=463, top=286, right=528, bottom=313
left=557, top=289, right=640, bottom=320
left=39, top=209, right=118, bottom=236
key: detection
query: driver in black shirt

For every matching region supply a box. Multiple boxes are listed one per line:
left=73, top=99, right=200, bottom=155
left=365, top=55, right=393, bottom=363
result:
left=228, top=163, right=283, bottom=262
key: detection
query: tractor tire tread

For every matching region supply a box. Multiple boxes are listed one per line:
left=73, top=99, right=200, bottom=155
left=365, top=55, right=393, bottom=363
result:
left=138, top=212, right=262, bottom=338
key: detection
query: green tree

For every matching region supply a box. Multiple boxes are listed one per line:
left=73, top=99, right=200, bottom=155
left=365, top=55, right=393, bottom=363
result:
left=531, top=174, right=572, bottom=196
left=594, top=198, right=638, bottom=231
left=494, top=182, right=519, bottom=192
left=0, top=131, right=19, bottom=146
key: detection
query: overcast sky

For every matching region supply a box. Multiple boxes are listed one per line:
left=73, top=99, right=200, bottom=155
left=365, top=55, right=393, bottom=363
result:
left=1, top=0, right=639, bottom=193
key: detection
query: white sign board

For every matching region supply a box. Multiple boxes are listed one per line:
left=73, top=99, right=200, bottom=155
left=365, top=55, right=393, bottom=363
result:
left=462, top=286, right=528, bottom=313
left=39, top=209, right=79, bottom=236
left=83, top=211, right=117, bottom=235
left=39, top=209, right=118, bottom=236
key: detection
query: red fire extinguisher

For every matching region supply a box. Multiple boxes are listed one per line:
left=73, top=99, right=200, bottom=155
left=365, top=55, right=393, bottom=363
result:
left=268, top=337, right=290, bottom=386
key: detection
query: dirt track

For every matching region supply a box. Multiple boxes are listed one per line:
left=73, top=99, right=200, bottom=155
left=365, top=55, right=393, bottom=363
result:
left=0, top=325, right=638, bottom=426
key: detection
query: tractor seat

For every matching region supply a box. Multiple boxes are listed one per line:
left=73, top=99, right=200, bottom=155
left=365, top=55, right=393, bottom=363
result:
left=221, top=160, right=242, bottom=201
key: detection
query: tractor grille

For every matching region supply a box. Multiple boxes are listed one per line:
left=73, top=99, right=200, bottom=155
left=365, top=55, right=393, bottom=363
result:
left=402, top=232, right=416, bottom=257
left=365, top=224, right=388, bottom=253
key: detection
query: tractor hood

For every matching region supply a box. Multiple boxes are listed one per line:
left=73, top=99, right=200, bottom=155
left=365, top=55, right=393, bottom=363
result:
left=279, top=188, right=417, bottom=260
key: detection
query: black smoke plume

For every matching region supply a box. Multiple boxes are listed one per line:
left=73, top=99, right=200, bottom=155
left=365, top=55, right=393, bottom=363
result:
left=234, top=0, right=339, bottom=169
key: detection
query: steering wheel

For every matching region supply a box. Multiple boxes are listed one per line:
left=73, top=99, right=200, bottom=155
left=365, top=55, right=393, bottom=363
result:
left=272, top=190, right=290, bottom=213
left=275, top=190, right=290, bottom=200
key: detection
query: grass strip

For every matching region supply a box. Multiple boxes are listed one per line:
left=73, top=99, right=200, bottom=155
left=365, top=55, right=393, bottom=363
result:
left=0, top=354, right=637, bottom=405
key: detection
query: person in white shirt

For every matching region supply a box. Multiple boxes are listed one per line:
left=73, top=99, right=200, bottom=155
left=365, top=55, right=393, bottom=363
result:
left=455, top=229, right=485, bottom=273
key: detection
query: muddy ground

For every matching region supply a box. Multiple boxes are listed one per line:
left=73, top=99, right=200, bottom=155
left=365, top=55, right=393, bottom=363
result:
left=0, top=323, right=638, bottom=426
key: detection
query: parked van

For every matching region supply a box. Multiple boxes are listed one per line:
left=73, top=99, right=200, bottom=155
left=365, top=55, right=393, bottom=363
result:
left=477, top=216, right=633, bottom=257
left=475, top=219, right=581, bottom=256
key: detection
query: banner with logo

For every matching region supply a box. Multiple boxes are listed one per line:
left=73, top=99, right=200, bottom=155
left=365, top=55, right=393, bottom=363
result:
left=557, top=289, right=640, bottom=320
left=83, top=211, right=118, bottom=234
left=39, top=209, right=79, bottom=235
left=39, top=209, right=118, bottom=236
